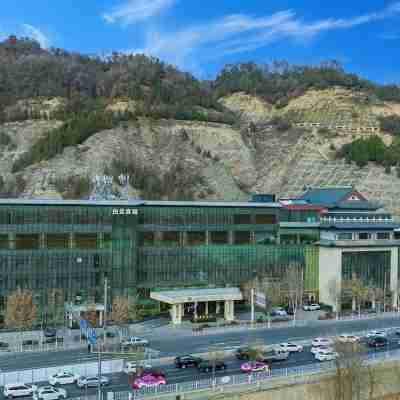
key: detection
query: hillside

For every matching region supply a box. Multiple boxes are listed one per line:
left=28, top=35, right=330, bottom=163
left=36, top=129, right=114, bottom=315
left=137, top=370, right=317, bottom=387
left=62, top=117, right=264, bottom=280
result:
left=1, top=36, right=400, bottom=216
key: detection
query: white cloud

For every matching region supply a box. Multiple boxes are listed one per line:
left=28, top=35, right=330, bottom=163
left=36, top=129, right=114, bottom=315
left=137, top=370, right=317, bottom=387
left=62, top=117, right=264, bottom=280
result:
left=21, top=24, right=50, bottom=48
left=133, top=2, right=400, bottom=69
left=103, top=0, right=176, bottom=24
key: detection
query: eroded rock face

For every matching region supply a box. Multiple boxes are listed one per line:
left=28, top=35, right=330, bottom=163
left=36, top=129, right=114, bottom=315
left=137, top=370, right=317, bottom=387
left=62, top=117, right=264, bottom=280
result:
left=4, top=97, right=67, bottom=120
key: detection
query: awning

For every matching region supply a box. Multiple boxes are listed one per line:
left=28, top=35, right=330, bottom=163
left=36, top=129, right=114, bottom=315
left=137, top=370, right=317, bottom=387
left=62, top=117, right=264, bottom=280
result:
left=150, top=287, right=243, bottom=305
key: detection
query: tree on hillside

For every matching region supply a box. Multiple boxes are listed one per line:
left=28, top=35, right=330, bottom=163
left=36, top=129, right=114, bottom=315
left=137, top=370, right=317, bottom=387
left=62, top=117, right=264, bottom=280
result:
left=5, top=288, right=37, bottom=332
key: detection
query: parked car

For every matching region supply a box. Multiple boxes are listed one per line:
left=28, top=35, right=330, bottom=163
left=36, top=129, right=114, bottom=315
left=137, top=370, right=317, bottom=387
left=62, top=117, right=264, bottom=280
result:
left=337, top=334, right=360, bottom=343
left=4, top=383, right=37, bottom=399
left=22, top=339, right=39, bottom=346
left=198, top=360, right=227, bottom=372
left=235, top=347, right=252, bottom=361
left=123, top=361, right=152, bottom=374
left=315, top=351, right=338, bottom=361
left=42, top=337, right=64, bottom=345
left=311, top=345, right=333, bottom=355
left=49, top=372, right=78, bottom=386
left=368, top=337, right=388, bottom=348
left=312, top=337, right=333, bottom=347
left=303, top=303, right=321, bottom=311
left=365, top=330, right=387, bottom=338
left=240, top=361, right=269, bottom=373
left=77, top=376, right=110, bottom=388
left=120, top=337, right=149, bottom=347
left=277, top=343, right=303, bottom=353
left=33, top=386, right=67, bottom=400
left=271, top=307, right=287, bottom=317
left=132, top=373, right=166, bottom=389
left=174, top=355, right=203, bottom=369
left=43, top=328, right=57, bottom=338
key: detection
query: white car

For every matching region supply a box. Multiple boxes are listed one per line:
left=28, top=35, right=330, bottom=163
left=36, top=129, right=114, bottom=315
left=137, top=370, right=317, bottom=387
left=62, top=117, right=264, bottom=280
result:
left=4, top=383, right=38, bottom=398
left=337, top=334, right=360, bottom=343
left=277, top=343, right=303, bottom=353
left=77, top=376, right=110, bottom=388
left=49, top=372, right=78, bottom=386
left=272, top=307, right=287, bottom=316
left=123, top=361, right=152, bottom=374
left=303, top=303, right=321, bottom=311
left=315, top=351, right=338, bottom=361
left=33, top=386, right=67, bottom=400
left=311, top=345, right=333, bottom=355
left=312, top=337, right=333, bottom=347
left=120, top=337, right=149, bottom=347
left=365, top=330, right=387, bottom=338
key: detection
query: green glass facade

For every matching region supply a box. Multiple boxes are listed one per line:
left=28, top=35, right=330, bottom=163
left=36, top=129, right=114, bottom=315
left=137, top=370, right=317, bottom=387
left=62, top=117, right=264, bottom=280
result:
left=0, top=201, right=320, bottom=310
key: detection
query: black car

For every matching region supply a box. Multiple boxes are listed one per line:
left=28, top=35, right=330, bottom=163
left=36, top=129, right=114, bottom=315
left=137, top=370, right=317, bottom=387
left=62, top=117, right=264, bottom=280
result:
left=22, top=339, right=39, bottom=346
left=174, top=355, right=203, bottom=368
left=43, top=328, right=57, bottom=337
left=197, top=360, right=226, bottom=373
left=368, top=337, right=388, bottom=348
left=0, top=341, right=9, bottom=349
left=235, top=347, right=252, bottom=360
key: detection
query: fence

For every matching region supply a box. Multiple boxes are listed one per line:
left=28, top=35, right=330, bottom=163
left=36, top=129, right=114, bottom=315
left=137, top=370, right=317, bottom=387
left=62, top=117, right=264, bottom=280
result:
left=110, top=348, right=400, bottom=399
left=0, top=359, right=123, bottom=386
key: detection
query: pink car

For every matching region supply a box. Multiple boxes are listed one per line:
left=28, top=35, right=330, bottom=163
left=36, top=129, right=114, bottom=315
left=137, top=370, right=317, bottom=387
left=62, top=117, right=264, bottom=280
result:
left=240, top=361, right=269, bottom=373
left=132, top=373, right=167, bottom=390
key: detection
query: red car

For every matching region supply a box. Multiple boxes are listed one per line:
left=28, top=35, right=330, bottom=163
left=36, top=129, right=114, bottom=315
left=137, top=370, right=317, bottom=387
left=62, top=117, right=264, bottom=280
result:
left=132, top=372, right=166, bottom=390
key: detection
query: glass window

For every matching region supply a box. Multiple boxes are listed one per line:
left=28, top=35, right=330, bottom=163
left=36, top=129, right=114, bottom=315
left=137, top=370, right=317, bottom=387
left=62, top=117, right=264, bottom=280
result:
left=187, top=231, right=206, bottom=246
left=280, top=234, right=298, bottom=245
left=234, top=231, right=251, bottom=245
left=103, top=233, right=112, bottom=249
left=210, top=231, right=228, bottom=244
left=394, top=231, right=400, bottom=240
left=254, top=214, right=276, bottom=225
left=233, top=214, right=251, bottom=225
left=15, top=234, right=40, bottom=250
left=47, top=234, right=69, bottom=249
left=0, top=234, right=8, bottom=249
left=337, top=233, right=353, bottom=240
left=377, top=232, right=390, bottom=240
left=139, top=232, right=154, bottom=246
left=358, top=232, right=371, bottom=240
left=161, top=232, right=180, bottom=247
left=75, top=234, right=98, bottom=249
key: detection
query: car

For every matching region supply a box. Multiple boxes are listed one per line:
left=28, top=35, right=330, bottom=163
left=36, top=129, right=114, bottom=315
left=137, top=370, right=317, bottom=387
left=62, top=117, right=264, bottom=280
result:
left=315, top=351, right=338, bottom=361
left=303, top=303, right=321, bottom=311
left=271, top=307, right=287, bottom=317
left=4, top=383, right=38, bottom=398
left=123, top=361, right=152, bottom=374
left=277, top=343, right=303, bottom=353
left=120, top=337, right=149, bottom=347
left=365, top=330, right=387, bottom=338
left=240, top=361, right=269, bottom=373
left=337, top=334, right=360, bottom=343
left=174, top=355, right=203, bottom=368
left=49, top=372, right=78, bottom=386
left=261, top=349, right=289, bottom=363
left=77, top=376, right=110, bottom=388
left=312, top=337, right=333, bottom=347
left=33, top=386, right=67, bottom=400
left=198, top=360, right=227, bottom=372
left=0, top=341, right=9, bottom=349
left=132, top=373, right=166, bottom=390
left=368, top=337, right=388, bottom=348
left=235, top=347, right=252, bottom=360
left=42, top=337, right=64, bottom=345
left=43, top=328, right=57, bottom=338
left=311, top=345, right=333, bottom=355
left=22, top=339, right=39, bottom=346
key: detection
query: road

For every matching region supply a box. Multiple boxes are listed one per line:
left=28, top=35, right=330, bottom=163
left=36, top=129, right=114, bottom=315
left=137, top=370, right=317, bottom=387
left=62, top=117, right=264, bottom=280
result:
left=1, top=335, right=400, bottom=400
left=1, top=316, right=400, bottom=371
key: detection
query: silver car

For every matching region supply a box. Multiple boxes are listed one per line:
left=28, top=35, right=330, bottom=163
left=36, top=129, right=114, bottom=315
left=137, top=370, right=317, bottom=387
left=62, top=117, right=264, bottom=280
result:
left=77, top=376, right=110, bottom=388
left=33, top=386, right=67, bottom=400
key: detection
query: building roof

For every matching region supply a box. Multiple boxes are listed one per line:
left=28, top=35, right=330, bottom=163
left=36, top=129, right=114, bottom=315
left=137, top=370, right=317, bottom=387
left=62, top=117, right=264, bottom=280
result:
left=150, top=287, right=243, bottom=304
left=0, top=199, right=281, bottom=208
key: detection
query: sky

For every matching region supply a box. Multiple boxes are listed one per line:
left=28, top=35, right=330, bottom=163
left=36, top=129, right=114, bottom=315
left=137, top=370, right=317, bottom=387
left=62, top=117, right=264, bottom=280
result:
left=1, top=0, right=400, bottom=83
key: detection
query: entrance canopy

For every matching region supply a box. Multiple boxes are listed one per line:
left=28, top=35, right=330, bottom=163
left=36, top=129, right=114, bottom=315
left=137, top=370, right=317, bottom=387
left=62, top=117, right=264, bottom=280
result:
left=150, top=287, right=242, bottom=305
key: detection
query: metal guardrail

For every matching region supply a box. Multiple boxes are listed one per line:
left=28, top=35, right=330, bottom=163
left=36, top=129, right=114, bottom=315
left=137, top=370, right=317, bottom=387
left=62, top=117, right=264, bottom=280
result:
left=110, top=348, right=400, bottom=400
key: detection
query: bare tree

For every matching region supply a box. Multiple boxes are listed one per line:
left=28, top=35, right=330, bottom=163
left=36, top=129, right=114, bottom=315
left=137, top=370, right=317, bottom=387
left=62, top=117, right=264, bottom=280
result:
left=85, top=303, right=98, bottom=327
left=328, top=278, right=341, bottom=317
left=284, top=262, right=304, bottom=320
left=5, top=289, right=37, bottom=334
left=343, top=273, right=368, bottom=315
left=111, top=295, right=131, bottom=339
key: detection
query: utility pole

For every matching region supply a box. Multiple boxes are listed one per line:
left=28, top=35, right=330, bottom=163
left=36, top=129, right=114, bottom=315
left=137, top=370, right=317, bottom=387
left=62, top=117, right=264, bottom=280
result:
left=97, top=343, right=102, bottom=400
left=251, top=287, right=255, bottom=326
left=103, top=275, right=108, bottom=346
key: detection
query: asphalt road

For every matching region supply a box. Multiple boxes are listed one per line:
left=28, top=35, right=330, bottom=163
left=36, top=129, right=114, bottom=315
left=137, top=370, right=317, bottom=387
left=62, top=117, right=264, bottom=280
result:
left=1, top=316, right=400, bottom=372
left=1, top=335, right=400, bottom=400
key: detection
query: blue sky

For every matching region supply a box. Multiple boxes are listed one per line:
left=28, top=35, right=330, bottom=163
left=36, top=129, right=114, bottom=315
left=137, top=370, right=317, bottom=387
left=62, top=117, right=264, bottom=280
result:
left=1, top=0, right=400, bottom=83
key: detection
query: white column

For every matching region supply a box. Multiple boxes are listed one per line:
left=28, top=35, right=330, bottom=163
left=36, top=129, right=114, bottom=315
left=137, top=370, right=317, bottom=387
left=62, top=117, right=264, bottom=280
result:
left=391, top=248, right=399, bottom=309
left=194, top=301, right=198, bottom=320
left=224, top=300, right=235, bottom=321
left=216, top=302, right=220, bottom=314
left=171, top=304, right=178, bottom=324
left=99, top=310, right=103, bottom=327
left=205, top=302, right=209, bottom=317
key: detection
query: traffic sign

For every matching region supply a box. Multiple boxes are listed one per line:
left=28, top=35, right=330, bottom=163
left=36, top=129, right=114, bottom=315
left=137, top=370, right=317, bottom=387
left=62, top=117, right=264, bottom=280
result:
left=79, top=319, right=88, bottom=331
left=87, top=327, right=97, bottom=345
